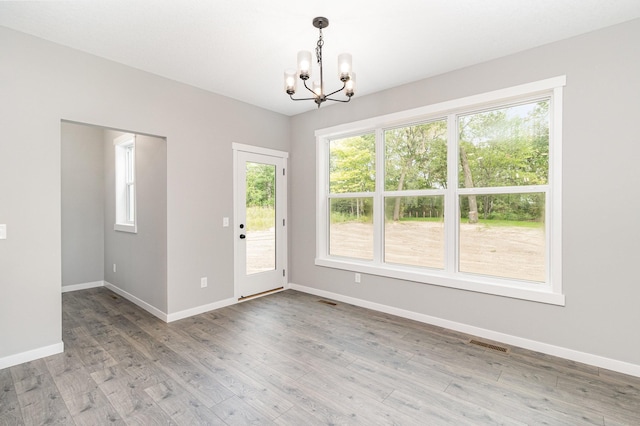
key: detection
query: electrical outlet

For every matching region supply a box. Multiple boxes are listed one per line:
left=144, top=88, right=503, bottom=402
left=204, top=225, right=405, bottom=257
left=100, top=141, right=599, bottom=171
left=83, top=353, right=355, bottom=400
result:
left=355, top=273, right=361, bottom=283
left=201, top=277, right=208, bottom=288
left=113, top=264, right=116, bottom=273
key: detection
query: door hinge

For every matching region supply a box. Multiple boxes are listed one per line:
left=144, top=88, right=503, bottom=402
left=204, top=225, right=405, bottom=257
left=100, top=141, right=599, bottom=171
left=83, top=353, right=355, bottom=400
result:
left=283, top=168, right=286, bottom=176
left=283, top=218, right=285, bottom=226
left=283, top=269, right=285, bottom=277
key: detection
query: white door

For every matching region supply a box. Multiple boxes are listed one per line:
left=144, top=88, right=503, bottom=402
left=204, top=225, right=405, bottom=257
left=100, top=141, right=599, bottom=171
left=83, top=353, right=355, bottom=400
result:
left=233, top=145, right=288, bottom=299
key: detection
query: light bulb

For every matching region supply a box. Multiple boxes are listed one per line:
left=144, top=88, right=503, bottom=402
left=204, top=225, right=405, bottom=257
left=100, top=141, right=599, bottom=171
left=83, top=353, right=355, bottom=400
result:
left=297, top=51, right=312, bottom=80
left=284, top=69, right=297, bottom=95
left=345, top=72, right=356, bottom=96
left=338, top=53, right=352, bottom=81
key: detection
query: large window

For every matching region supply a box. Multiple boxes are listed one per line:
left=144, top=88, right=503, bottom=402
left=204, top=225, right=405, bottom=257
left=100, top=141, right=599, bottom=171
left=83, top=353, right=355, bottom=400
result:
left=316, top=77, right=565, bottom=305
left=114, top=133, right=137, bottom=233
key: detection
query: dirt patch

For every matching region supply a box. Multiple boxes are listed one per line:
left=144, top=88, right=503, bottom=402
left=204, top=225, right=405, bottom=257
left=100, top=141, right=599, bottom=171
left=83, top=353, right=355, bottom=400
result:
left=330, top=221, right=545, bottom=282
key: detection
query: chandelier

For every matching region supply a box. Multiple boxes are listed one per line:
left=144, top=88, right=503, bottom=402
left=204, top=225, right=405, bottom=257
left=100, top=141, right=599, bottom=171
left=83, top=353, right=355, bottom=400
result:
left=284, top=17, right=355, bottom=108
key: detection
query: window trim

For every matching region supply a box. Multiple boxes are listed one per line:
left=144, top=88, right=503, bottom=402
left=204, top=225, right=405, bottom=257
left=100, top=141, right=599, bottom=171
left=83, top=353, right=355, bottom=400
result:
left=114, top=133, right=137, bottom=233
left=315, top=77, right=565, bottom=305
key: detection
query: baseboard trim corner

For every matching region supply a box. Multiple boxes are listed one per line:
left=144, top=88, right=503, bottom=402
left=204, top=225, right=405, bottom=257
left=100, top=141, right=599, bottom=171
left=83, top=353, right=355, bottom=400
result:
left=167, top=297, right=237, bottom=322
left=62, top=280, right=105, bottom=293
left=0, top=342, right=64, bottom=370
left=289, top=283, right=640, bottom=378
left=104, top=281, right=168, bottom=322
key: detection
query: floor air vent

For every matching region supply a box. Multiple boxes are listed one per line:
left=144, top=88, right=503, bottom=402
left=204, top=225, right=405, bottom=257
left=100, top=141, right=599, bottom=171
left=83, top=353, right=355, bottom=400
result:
left=318, top=300, right=337, bottom=306
left=469, top=339, right=509, bottom=353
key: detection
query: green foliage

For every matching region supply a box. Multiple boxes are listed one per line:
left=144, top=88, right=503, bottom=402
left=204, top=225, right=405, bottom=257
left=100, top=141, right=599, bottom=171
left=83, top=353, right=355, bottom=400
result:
left=460, top=192, right=545, bottom=222
left=459, top=101, right=549, bottom=188
left=384, top=196, right=444, bottom=220
left=459, top=101, right=549, bottom=221
left=246, top=162, right=275, bottom=208
left=330, top=198, right=373, bottom=223
left=327, top=101, right=550, bottom=222
left=330, top=134, right=376, bottom=194
left=385, top=120, right=448, bottom=191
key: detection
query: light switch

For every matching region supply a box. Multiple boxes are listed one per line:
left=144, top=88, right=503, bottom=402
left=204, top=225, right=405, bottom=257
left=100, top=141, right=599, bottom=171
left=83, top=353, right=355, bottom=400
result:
left=0, top=224, right=6, bottom=239
left=223, top=217, right=229, bottom=227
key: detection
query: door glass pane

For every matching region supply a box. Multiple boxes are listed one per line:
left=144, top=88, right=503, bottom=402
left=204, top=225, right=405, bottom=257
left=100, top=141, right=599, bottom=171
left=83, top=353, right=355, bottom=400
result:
left=459, top=193, right=546, bottom=282
left=329, top=197, right=373, bottom=260
left=384, top=196, right=444, bottom=269
left=246, top=162, right=276, bottom=275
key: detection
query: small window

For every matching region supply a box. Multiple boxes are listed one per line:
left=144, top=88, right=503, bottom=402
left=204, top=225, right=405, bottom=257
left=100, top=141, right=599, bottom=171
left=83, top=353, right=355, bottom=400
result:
left=114, top=134, right=136, bottom=233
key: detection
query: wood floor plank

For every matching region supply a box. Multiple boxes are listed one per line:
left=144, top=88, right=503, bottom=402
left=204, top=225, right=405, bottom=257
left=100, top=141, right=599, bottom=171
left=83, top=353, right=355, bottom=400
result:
left=95, top=368, right=170, bottom=422
left=144, top=379, right=227, bottom=425
left=5, top=287, right=640, bottom=425
left=210, top=395, right=277, bottom=425
left=62, top=387, right=124, bottom=426
left=242, top=363, right=363, bottom=425
left=273, top=404, right=329, bottom=426
left=298, top=367, right=431, bottom=425
left=0, top=369, right=23, bottom=426
left=11, top=362, right=74, bottom=425
left=446, top=375, right=606, bottom=425
left=299, top=362, right=394, bottom=402
left=383, top=387, right=526, bottom=426
left=556, top=374, right=640, bottom=424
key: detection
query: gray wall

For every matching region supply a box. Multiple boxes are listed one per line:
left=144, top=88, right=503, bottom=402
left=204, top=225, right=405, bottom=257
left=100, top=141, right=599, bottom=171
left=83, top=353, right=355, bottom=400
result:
left=0, top=26, right=289, bottom=362
left=61, top=122, right=105, bottom=287
left=289, top=19, right=640, bottom=366
left=103, top=130, right=168, bottom=312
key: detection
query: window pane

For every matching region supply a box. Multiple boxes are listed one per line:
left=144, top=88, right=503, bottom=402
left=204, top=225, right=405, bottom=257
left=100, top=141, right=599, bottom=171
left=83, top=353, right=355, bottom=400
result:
left=329, top=133, right=375, bottom=194
left=459, top=100, right=549, bottom=188
left=459, top=193, right=546, bottom=282
left=125, top=145, right=134, bottom=184
left=384, top=196, right=444, bottom=269
left=126, top=184, right=135, bottom=222
left=385, top=120, right=447, bottom=191
left=329, top=198, right=373, bottom=260
left=245, top=162, right=276, bottom=275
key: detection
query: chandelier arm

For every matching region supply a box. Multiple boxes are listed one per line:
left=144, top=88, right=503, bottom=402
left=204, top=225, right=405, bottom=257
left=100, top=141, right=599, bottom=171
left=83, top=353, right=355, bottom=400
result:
left=302, top=79, right=319, bottom=96
left=289, top=95, right=321, bottom=101
left=325, top=97, right=352, bottom=103
left=323, top=81, right=347, bottom=98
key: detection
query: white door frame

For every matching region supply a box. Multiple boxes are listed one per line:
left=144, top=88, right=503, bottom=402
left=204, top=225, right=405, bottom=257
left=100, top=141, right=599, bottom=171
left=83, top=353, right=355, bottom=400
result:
left=232, top=143, right=288, bottom=300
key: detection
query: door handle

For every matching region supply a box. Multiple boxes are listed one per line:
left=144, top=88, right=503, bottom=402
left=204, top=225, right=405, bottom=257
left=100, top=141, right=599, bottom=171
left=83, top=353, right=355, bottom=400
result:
left=239, top=234, right=246, bottom=239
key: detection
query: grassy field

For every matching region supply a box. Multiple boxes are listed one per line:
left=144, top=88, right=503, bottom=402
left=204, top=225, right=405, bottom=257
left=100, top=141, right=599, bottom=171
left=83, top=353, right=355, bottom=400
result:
left=247, top=206, right=275, bottom=231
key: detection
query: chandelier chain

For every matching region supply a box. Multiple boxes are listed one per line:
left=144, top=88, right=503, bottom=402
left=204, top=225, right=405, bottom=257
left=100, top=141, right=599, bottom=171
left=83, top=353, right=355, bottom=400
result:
left=316, top=28, right=324, bottom=65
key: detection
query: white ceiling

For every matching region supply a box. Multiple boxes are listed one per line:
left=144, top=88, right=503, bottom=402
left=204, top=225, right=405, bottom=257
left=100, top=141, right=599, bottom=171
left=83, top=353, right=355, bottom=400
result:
left=1, top=1, right=639, bottom=116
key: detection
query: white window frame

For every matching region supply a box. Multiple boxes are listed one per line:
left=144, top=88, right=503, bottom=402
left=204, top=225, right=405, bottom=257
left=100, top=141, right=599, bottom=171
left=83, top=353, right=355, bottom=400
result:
left=114, top=133, right=137, bottom=233
left=315, top=77, right=565, bottom=305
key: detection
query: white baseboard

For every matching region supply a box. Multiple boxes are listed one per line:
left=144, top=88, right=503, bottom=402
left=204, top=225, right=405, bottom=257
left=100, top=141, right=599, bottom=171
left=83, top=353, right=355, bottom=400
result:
left=61, top=280, right=105, bottom=293
left=289, top=283, right=640, bottom=378
left=102, top=282, right=238, bottom=323
left=104, top=281, right=168, bottom=322
left=167, top=297, right=237, bottom=322
left=0, top=342, right=64, bottom=370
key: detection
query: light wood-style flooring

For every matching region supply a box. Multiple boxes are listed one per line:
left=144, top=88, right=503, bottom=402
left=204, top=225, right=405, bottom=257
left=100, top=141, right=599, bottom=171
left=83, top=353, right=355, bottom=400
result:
left=1, top=287, right=639, bottom=425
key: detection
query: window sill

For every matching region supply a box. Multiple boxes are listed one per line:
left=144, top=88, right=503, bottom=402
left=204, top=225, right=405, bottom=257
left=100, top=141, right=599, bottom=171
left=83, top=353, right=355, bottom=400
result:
left=114, top=223, right=137, bottom=233
left=315, top=257, right=565, bottom=306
